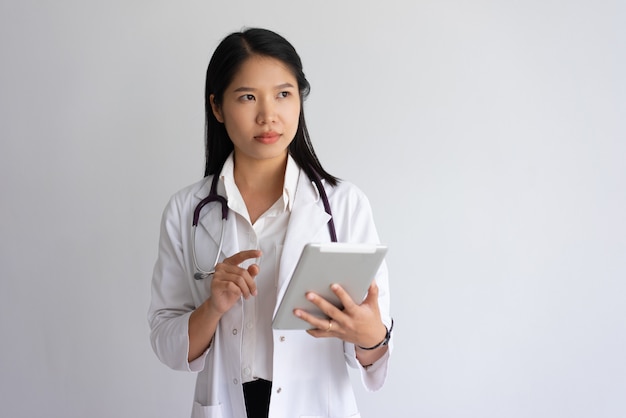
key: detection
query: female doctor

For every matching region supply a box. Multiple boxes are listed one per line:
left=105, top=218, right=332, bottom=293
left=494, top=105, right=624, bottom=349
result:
left=148, top=28, right=392, bottom=418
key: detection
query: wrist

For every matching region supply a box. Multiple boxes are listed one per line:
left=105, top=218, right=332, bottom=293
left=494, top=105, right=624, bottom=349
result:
left=201, top=298, right=224, bottom=320
left=357, top=319, right=394, bottom=351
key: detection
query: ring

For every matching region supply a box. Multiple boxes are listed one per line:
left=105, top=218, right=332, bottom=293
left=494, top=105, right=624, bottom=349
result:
left=326, top=320, right=333, bottom=332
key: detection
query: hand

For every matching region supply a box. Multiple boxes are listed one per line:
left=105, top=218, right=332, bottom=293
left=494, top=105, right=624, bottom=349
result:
left=294, top=281, right=387, bottom=348
left=207, top=249, right=261, bottom=315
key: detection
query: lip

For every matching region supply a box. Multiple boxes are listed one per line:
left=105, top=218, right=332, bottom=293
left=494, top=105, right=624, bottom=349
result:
left=254, top=131, right=281, bottom=144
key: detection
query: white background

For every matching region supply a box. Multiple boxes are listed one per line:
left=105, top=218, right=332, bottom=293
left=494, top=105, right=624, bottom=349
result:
left=1, top=1, right=625, bottom=417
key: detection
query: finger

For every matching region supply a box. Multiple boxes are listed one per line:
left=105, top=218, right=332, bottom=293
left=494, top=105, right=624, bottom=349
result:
left=222, top=271, right=256, bottom=299
left=304, top=291, right=344, bottom=321
left=224, top=249, right=262, bottom=266
left=247, top=264, right=259, bottom=296
left=361, top=280, right=379, bottom=305
left=214, top=266, right=257, bottom=298
left=306, top=318, right=336, bottom=338
left=247, top=264, right=260, bottom=277
left=294, top=309, right=335, bottom=335
left=328, top=283, right=360, bottom=311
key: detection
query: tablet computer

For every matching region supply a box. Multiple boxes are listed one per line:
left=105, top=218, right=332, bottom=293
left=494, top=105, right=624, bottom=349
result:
left=272, top=242, right=388, bottom=330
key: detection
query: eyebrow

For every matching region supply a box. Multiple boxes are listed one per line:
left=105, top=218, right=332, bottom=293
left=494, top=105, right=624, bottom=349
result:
left=233, top=83, right=296, bottom=93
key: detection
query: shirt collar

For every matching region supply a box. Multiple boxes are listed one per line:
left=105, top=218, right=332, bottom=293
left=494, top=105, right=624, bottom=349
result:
left=219, top=153, right=300, bottom=214
left=283, top=154, right=299, bottom=211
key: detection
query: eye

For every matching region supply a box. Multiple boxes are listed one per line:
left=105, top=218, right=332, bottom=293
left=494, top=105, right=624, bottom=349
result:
left=277, top=91, right=291, bottom=99
left=239, top=94, right=255, bottom=102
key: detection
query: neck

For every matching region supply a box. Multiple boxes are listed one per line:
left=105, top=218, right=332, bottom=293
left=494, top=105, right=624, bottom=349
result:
left=233, top=152, right=288, bottom=194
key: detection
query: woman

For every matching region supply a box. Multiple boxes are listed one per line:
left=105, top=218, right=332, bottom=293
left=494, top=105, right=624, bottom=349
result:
left=149, top=28, right=392, bottom=418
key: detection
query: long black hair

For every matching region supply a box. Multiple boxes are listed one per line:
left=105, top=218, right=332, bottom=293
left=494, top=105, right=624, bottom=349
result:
left=204, top=28, right=339, bottom=186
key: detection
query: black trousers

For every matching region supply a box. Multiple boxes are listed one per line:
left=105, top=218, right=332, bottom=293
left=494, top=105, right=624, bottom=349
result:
left=243, top=379, right=272, bottom=418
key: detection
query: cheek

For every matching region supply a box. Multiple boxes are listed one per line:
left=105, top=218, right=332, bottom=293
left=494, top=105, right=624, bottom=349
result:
left=223, top=111, right=250, bottom=135
left=288, top=104, right=301, bottom=126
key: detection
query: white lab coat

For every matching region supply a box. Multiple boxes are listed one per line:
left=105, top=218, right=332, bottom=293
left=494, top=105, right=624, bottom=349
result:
left=148, top=168, right=392, bottom=418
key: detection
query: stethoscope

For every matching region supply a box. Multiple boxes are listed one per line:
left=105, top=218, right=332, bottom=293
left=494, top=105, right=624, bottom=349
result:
left=192, top=169, right=337, bottom=280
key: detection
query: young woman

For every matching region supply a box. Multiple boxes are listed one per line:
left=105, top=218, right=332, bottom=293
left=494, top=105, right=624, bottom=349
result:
left=149, top=28, right=392, bottom=418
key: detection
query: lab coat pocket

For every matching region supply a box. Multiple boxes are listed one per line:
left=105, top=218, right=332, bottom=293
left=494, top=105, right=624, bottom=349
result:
left=191, top=401, right=223, bottom=418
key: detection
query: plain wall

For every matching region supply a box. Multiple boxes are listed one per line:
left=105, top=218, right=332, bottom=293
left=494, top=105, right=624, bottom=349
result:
left=1, top=1, right=625, bottom=417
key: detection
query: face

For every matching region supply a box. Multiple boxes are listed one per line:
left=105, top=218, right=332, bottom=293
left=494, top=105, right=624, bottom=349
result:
left=211, top=55, right=301, bottom=165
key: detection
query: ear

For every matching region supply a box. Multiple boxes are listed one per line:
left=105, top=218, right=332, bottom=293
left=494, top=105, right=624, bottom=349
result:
left=210, top=94, right=225, bottom=123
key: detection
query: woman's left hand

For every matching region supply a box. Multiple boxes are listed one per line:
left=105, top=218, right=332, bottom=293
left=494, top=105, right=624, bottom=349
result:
left=294, top=280, right=387, bottom=348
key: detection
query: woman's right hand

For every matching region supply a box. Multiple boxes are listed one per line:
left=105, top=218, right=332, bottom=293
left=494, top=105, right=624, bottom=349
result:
left=188, top=249, right=261, bottom=362
left=207, top=249, right=262, bottom=315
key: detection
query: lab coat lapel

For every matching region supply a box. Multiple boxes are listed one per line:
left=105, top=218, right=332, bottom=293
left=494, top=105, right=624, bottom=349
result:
left=275, top=172, right=331, bottom=311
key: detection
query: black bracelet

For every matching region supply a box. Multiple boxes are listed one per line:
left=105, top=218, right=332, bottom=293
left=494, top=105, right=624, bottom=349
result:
left=357, top=318, right=394, bottom=350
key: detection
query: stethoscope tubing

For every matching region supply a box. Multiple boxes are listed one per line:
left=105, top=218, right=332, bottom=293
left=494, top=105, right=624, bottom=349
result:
left=192, top=167, right=335, bottom=280
left=192, top=217, right=225, bottom=280
left=192, top=174, right=227, bottom=280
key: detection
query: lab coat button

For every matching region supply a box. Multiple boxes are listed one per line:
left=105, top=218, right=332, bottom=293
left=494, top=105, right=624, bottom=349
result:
left=276, top=387, right=282, bottom=394
left=233, top=378, right=238, bottom=384
left=232, top=329, right=238, bottom=335
left=279, top=336, right=285, bottom=342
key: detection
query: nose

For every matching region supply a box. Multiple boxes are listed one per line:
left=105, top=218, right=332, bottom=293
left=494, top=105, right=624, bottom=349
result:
left=256, top=97, right=277, bottom=125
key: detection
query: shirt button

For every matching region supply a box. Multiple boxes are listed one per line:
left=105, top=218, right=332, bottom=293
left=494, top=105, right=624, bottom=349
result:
left=243, top=367, right=251, bottom=376
left=232, top=329, right=238, bottom=335
left=276, top=387, right=282, bottom=394
left=233, top=378, right=238, bottom=385
left=279, top=336, right=285, bottom=342
left=246, top=322, right=253, bottom=330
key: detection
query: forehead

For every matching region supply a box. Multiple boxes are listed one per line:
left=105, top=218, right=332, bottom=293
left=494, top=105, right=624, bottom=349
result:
left=228, top=55, right=297, bottom=89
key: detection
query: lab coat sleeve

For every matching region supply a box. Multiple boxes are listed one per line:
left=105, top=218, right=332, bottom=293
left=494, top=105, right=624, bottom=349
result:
left=148, top=193, right=210, bottom=372
left=334, top=183, right=393, bottom=392
left=344, top=265, right=393, bottom=392
left=345, top=334, right=393, bottom=392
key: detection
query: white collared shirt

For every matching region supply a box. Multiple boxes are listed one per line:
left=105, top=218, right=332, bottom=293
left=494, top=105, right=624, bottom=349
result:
left=219, top=153, right=299, bottom=383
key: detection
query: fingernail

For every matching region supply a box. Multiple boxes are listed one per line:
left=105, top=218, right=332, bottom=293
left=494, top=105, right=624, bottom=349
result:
left=306, top=293, right=314, bottom=301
